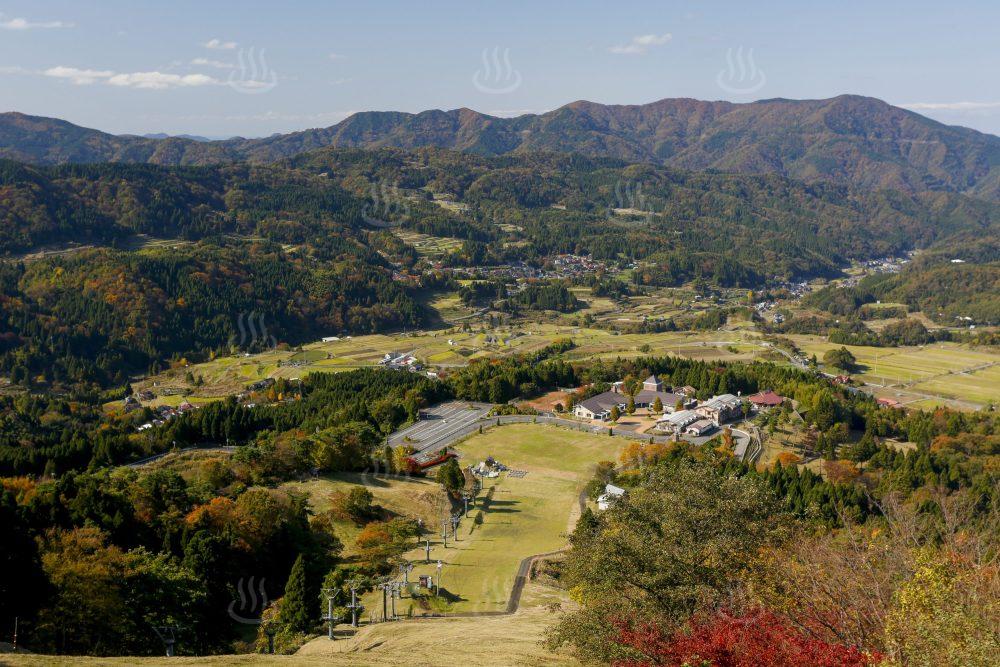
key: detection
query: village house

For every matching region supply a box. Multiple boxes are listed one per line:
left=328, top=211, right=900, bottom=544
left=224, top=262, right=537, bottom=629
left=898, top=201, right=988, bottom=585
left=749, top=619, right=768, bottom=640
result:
left=380, top=351, right=421, bottom=371
left=695, top=393, right=743, bottom=425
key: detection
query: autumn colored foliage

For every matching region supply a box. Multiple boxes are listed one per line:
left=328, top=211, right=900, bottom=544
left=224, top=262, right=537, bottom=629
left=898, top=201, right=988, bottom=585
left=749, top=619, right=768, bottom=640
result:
left=613, top=608, right=880, bottom=667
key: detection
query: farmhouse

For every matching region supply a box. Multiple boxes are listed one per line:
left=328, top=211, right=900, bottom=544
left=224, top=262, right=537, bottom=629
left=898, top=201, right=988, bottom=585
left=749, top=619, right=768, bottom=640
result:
left=695, top=393, right=743, bottom=425
left=380, top=351, right=422, bottom=371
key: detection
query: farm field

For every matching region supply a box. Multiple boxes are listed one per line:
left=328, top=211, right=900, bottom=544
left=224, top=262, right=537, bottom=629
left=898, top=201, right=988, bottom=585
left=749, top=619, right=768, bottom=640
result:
left=374, top=423, right=620, bottom=615
left=789, top=335, right=1000, bottom=407
left=909, top=364, right=1000, bottom=406
left=137, top=324, right=760, bottom=399
left=392, top=230, right=464, bottom=258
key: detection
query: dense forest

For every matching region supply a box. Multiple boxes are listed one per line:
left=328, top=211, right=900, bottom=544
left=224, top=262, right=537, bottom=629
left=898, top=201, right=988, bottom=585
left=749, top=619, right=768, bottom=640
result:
left=804, top=259, right=1000, bottom=324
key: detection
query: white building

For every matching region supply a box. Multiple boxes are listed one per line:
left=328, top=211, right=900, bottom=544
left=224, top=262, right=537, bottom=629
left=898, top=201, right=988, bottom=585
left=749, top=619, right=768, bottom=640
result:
left=655, top=409, right=700, bottom=433
left=597, top=484, right=626, bottom=511
left=695, top=394, right=743, bottom=425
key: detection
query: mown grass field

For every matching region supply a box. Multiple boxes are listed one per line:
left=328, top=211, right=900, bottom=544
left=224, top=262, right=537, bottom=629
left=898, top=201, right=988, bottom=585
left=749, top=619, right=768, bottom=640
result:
left=4, top=582, right=578, bottom=667
left=422, top=424, right=615, bottom=613
left=360, top=424, right=620, bottom=616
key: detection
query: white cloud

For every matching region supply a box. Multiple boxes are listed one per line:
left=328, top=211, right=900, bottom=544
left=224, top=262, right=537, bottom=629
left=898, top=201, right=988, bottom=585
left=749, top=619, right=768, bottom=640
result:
left=328, top=52, right=346, bottom=60
left=44, top=65, right=219, bottom=89
left=901, top=101, right=1000, bottom=111
left=0, top=14, right=73, bottom=30
left=204, top=38, right=237, bottom=50
left=44, top=66, right=115, bottom=85
left=191, top=57, right=235, bottom=69
left=107, top=72, right=219, bottom=89
left=609, top=33, right=671, bottom=55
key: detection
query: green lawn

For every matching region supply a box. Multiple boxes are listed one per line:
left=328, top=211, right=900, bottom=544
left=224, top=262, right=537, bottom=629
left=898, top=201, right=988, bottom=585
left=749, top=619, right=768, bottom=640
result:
left=380, top=424, right=621, bottom=615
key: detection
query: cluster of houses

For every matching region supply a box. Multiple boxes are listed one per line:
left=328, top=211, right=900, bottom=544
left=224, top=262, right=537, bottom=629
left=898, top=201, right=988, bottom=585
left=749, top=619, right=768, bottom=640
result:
left=573, top=375, right=786, bottom=437
left=379, top=351, right=422, bottom=371
left=134, top=400, right=198, bottom=432
left=448, top=254, right=611, bottom=282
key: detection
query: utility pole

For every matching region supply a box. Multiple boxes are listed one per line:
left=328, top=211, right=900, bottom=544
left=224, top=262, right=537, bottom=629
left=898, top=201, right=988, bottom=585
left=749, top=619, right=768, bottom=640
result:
left=435, top=560, right=443, bottom=597
left=425, top=538, right=431, bottom=563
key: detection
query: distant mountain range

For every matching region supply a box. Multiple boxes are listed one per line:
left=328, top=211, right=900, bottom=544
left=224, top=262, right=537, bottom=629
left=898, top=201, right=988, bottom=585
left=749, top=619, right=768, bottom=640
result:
left=2, top=95, right=999, bottom=200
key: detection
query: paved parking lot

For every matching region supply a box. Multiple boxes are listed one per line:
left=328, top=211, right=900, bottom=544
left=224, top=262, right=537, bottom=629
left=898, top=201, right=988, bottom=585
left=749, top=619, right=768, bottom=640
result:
left=388, top=400, right=493, bottom=459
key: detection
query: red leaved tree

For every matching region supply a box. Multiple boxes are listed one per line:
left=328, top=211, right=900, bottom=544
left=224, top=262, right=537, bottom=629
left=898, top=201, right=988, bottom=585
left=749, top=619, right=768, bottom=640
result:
left=614, top=608, right=880, bottom=667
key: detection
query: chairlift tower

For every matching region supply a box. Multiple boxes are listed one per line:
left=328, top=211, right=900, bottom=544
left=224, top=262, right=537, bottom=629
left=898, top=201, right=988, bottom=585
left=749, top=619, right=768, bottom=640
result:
left=345, top=582, right=363, bottom=628
left=152, top=625, right=180, bottom=657
left=262, top=620, right=278, bottom=654
left=321, top=588, right=341, bottom=640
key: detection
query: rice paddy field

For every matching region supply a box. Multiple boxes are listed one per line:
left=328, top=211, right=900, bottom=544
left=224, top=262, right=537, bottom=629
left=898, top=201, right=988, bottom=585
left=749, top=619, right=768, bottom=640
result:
left=790, top=335, right=1000, bottom=408
left=135, top=325, right=759, bottom=400
left=132, top=309, right=999, bottom=411
left=391, top=230, right=464, bottom=258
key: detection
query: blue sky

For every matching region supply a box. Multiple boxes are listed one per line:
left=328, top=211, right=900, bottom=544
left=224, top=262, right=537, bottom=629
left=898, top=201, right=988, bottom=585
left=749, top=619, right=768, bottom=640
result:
left=1, top=0, right=998, bottom=137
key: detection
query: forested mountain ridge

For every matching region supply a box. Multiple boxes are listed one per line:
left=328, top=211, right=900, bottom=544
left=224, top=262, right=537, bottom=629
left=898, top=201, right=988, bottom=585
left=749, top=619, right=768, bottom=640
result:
left=3, top=149, right=998, bottom=274
left=4, top=95, right=1000, bottom=200
left=1, top=146, right=998, bottom=389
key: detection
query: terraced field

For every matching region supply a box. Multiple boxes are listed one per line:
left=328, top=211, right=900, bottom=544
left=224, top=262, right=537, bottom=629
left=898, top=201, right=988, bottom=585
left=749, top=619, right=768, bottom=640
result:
left=791, top=335, right=1000, bottom=407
